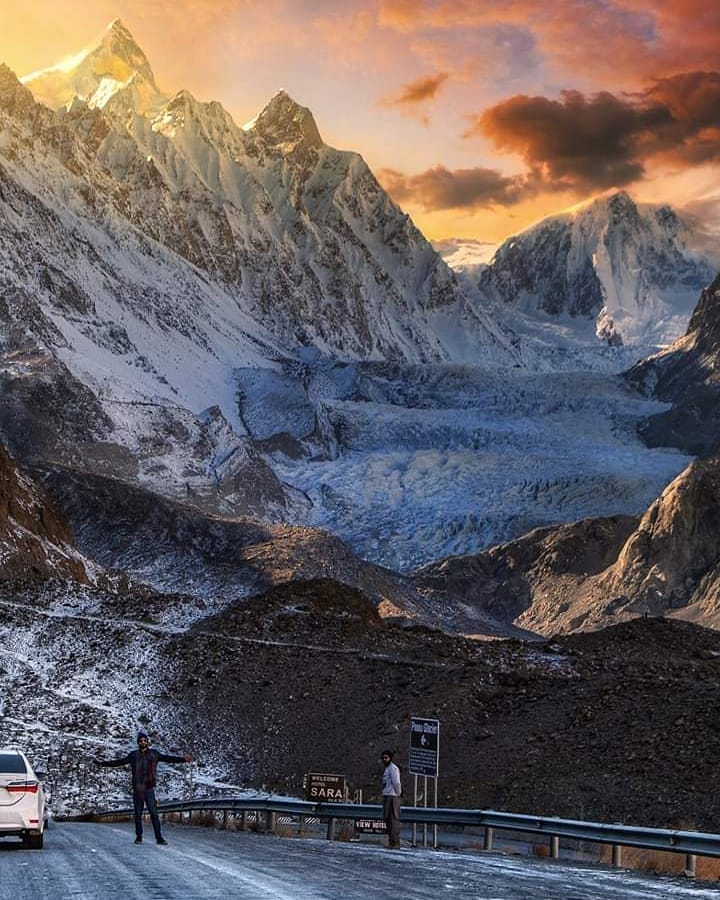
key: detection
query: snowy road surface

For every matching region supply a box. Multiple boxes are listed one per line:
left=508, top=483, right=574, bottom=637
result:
left=1, top=823, right=718, bottom=900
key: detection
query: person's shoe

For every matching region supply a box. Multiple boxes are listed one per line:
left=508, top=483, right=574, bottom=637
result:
left=134, top=837, right=142, bottom=844
left=156, top=837, right=168, bottom=845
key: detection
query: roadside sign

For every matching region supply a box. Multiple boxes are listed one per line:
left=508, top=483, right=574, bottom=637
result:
left=354, top=819, right=388, bottom=834
left=303, top=773, right=346, bottom=802
left=408, top=717, right=440, bottom=777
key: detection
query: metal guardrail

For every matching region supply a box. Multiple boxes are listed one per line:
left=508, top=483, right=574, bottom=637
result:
left=69, top=795, right=720, bottom=866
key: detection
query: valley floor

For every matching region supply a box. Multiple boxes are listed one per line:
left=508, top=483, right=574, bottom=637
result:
left=268, top=366, right=691, bottom=571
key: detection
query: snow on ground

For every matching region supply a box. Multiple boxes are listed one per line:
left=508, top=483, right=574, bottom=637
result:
left=263, top=364, right=691, bottom=572
left=5, top=823, right=720, bottom=900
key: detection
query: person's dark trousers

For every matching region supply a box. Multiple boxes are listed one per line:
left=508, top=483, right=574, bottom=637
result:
left=133, top=788, right=163, bottom=840
left=383, top=796, right=401, bottom=847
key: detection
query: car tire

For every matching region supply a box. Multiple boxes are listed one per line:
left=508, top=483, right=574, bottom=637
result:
left=24, top=832, right=44, bottom=850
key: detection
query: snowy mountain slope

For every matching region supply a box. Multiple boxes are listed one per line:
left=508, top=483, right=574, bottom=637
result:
left=0, top=80, right=301, bottom=517
left=478, top=191, right=716, bottom=347
left=15, top=20, right=516, bottom=368
left=0, top=22, right=522, bottom=517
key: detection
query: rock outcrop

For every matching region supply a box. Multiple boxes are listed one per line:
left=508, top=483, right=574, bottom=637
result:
left=415, top=456, right=720, bottom=635
left=628, top=272, right=720, bottom=455
left=0, top=443, right=86, bottom=583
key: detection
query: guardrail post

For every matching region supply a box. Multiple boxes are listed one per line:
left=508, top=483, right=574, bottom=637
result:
left=611, top=844, right=622, bottom=867
left=267, top=812, right=276, bottom=835
left=222, top=810, right=228, bottom=830
left=241, top=811, right=248, bottom=831
left=684, top=854, right=697, bottom=877
left=551, top=835, right=559, bottom=859
left=327, top=817, right=336, bottom=841
left=484, top=826, right=494, bottom=851
left=298, top=815, right=304, bottom=836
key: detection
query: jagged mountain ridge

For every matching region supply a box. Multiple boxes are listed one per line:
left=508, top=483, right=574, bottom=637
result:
left=0, top=21, right=517, bottom=516
left=15, top=19, right=514, bottom=367
left=478, top=191, right=715, bottom=347
left=628, top=272, right=720, bottom=455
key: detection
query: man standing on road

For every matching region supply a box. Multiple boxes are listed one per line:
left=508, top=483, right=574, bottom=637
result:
left=381, top=749, right=402, bottom=848
left=95, top=732, right=192, bottom=845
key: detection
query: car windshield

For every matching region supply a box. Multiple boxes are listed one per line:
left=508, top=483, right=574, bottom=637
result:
left=0, top=753, right=27, bottom=774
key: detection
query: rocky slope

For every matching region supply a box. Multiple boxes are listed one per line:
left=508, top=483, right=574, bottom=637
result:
left=4, top=575, right=720, bottom=831
left=628, top=271, right=720, bottom=455
left=414, top=456, right=720, bottom=635
left=168, top=607, right=720, bottom=831
left=413, top=514, right=639, bottom=633
left=0, top=443, right=86, bottom=583
left=478, top=191, right=715, bottom=347
left=33, top=461, right=529, bottom=639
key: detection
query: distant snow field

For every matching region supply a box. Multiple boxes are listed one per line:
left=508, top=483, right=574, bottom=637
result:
left=432, top=237, right=498, bottom=271
left=258, top=364, right=691, bottom=572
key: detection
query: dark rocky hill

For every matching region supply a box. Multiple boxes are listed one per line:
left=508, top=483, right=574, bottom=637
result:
left=628, top=271, right=720, bottom=455
left=4, top=569, right=720, bottom=831
left=414, top=456, right=720, bottom=635
left=0, top=443, right=86, bottom=583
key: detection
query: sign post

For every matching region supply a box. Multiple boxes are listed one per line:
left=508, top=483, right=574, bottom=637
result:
left=303, top=773, right=347, bottom=802
left=408, top=717, right=440, bottom=849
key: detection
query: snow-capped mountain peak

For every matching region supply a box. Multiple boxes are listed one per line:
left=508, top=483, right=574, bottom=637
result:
left=21, top=18, right=163, bottom=114
left=247, top=89, right=323, bottom=152
left=478, top=190, right=716, bottom=347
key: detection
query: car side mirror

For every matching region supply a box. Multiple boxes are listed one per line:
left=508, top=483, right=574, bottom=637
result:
left=35, top=771, right=47, bottom=780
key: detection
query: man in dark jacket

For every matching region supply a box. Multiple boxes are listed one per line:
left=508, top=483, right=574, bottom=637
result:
left=95, top=732, right=192, bottom=844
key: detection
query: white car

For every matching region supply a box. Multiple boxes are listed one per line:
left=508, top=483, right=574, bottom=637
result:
left=0, top=748, right=47, bottom=849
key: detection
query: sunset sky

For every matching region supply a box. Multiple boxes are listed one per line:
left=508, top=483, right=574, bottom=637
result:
left=1, top=1, right=719, bottom=241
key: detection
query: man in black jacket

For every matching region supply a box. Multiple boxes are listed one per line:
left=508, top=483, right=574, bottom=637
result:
left=95, top=732, right=192, bottom=844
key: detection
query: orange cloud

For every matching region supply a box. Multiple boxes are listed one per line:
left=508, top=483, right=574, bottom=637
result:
left=378, top=71, right=449, bottom=125
left=377, top=1, right=720, bottom=86
left=378, top=164, right=534, bottom=210
left=391, top=71, right=449, bottom=105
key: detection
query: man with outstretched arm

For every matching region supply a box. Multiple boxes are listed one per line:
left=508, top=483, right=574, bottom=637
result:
left=95, top=731, right=192, bottom=844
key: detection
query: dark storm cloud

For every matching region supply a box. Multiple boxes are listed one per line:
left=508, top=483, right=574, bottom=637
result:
left=378, top=164, right=534, bottom=210
left=474, top=89, right=670, bottom=190
left=470, top=71, right=720, bottom=192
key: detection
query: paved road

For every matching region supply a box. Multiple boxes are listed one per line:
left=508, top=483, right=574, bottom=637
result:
left=0, top=822, right=718, bottom=899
